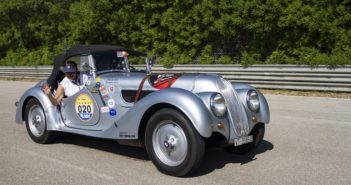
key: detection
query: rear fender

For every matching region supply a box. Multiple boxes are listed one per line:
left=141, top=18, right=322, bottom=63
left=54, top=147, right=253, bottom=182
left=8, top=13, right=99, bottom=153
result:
left=117, top=88, right=212, bottom=138
left=15, top=86, right=63, bottom=130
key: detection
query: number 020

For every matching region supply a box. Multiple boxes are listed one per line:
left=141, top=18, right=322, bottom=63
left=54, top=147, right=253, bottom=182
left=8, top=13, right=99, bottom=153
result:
left=77, top=105, right=92, bottom=113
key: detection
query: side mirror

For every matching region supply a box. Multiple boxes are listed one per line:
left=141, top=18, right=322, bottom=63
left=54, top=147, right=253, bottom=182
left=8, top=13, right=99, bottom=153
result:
left=146, top=56, right=156, bottom=74
left=80, top=61, right=90, bottom=71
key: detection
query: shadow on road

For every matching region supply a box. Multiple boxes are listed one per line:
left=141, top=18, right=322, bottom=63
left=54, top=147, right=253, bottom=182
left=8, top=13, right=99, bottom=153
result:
left=190, top=140, right=274, bottom=177
left=53, top=133, right=149, bottom=160
left=53, top=133, right=273, bottom=176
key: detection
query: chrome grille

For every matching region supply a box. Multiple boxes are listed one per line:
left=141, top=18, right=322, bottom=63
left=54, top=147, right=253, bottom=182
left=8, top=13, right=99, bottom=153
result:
left=216, top=78, right=249, bottom=136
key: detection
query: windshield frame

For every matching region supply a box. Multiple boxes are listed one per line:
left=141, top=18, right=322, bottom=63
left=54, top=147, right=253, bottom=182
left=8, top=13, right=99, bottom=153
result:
left=88, top=52, right=148, bottom=76
left=90, top=50, right=130, bottom=74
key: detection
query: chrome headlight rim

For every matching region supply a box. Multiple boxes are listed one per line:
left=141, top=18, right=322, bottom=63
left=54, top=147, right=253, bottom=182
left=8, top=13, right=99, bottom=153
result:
left=210, top=93, right=227, bottom=117
left=246, top=89, right=260, bottom=113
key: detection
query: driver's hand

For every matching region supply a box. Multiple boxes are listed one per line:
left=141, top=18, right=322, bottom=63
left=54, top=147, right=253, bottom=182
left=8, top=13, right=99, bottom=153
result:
left=42, top=84, right=51, bottom=95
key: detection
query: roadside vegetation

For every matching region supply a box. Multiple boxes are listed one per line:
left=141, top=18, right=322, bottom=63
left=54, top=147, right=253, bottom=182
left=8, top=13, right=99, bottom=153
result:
left=0, top=0, right=350, bottom=66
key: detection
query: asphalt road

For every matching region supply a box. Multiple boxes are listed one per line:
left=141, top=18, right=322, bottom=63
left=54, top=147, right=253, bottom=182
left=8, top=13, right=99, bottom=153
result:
left=0, top=80, right=350, bottom=185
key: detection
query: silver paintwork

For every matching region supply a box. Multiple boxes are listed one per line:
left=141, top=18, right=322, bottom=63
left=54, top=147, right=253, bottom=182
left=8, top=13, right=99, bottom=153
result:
left=234, top=83, right=270, bottom=125
left=15, top=54, right=270, bottom=146
left=217, top=78, right=249, bottom=137
left=116, top=87, right=212, bottom=138
left=60, top=88, right=101, bottom=129
left=15, top=81, right=65, bottom=131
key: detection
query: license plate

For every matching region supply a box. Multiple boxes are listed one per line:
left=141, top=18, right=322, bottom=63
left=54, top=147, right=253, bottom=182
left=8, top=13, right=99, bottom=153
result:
left=234, top=135, right=253, bottom=146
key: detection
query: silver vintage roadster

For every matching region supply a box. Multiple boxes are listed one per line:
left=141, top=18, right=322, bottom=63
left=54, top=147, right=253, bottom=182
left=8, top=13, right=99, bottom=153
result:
left=15, top=45, right=270, bottom=176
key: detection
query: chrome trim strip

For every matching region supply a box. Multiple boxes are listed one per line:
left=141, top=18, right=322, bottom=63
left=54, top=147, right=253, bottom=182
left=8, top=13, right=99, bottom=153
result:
left=216, top=78, right=249, bottom=137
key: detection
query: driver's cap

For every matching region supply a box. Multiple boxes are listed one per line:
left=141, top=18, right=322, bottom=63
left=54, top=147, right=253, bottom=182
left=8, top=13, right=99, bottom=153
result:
left=64, top=63, right=77, bottom=73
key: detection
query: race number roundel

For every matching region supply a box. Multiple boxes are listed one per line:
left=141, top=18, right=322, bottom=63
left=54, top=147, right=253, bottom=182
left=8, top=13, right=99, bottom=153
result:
left=75, top=93, right=94, bottom=121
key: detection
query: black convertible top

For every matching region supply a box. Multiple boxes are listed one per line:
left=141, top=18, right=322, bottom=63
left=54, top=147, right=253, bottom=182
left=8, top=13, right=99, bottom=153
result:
left=62, top=45, right=147, bottom=61
left=47, top=44, right=147, bottom=89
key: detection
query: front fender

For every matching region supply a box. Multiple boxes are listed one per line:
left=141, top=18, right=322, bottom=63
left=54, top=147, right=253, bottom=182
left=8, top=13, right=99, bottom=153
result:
left=256, top=90, right=270, bottom=123
left=15, top=86, right=63, bottom=130
left=233, top=83, right=270, bottom=124
left=117, top=88, right=212, bottom=138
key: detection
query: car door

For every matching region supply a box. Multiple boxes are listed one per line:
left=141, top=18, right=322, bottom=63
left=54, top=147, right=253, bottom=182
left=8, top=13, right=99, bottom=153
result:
left=60, top=55, right=103, bottom=130
left=60, top=87, right=102, bottom=129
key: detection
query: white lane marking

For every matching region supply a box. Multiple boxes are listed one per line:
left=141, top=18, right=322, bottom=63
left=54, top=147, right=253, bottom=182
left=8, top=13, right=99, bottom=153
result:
left=12, top=147, right=114, bottom=181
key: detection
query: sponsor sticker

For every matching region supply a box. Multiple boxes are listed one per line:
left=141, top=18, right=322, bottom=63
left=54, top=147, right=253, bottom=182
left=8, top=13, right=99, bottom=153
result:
left=103, top=95, right=109, bottom=101
left=75, top=94, right=94, bottom=121
left=119, top=132, right=136, bottom=138
left=106, top=79, right=119, bottom=83
left=95, top=82, right=101, bottom=89
left=100, top=88, right=108, bottom=96
left=86, top=79, right=91, bottom=86
left=107, top=99, right=115, bottom=108
left=91, top=87, right=97, bottom=93
left=109, top=85, right=115, bottom=93
left=96, top=77, right=101, bottom=83
left=109, top=108, right=117, bottom=117
left=100, top=106, right=109, bottom=113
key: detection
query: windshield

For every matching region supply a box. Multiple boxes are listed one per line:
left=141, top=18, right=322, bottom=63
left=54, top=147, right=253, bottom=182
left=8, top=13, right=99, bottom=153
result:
left=93, top=51, right=128, bottom=72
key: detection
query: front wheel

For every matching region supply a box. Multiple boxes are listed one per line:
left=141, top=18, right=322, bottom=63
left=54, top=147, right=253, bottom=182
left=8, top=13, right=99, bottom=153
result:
left=224, top=123, right=265, bottom=155
left=145, top=108, right=205, bottom=177
left=25, top=98, right=56, bottom=144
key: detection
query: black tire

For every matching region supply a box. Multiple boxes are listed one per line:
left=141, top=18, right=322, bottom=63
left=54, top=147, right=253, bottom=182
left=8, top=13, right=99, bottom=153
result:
left=24, top=98, right=56, bottom=144
left=145, top=108, right=205, bottom=177
left=224, top=123, right=265, bottom=155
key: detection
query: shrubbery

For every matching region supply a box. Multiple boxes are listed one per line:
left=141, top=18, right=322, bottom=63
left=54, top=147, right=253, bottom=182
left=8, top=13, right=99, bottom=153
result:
left=0, top=0, right=350, bottom=66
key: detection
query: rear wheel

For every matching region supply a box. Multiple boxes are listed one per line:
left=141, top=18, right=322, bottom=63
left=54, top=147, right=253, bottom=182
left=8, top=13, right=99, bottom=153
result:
left=25, top=98, right=55, bottom=144
left=145, top=108, right=205, bottom=176
left=224, top=123, right=265, bottom=155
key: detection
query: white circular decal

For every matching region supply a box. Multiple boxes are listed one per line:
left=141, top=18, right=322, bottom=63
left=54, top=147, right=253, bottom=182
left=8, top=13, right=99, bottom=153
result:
left=75, top=94, right=94, bottom=121
left=107, top=99, right=115, bottom=108
left=86, top=79, right=91, bottom=86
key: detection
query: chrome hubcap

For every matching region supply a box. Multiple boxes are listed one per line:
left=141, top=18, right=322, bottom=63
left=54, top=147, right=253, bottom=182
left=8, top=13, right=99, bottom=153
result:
left=152, top=121, right=188, bottom=166
left=28, top=105, right=45, bottom=137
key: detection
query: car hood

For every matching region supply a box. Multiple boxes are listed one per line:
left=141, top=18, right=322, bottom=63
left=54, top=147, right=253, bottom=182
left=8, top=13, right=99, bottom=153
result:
left=98, top=72, right=223, bottom=93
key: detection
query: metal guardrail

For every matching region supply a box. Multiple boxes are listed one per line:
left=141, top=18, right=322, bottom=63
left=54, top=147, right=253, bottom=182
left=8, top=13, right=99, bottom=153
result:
left=1, top=65, right=351, bottom=92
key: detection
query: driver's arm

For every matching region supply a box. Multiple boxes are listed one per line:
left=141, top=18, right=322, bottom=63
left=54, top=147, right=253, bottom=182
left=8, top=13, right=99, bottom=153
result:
left=42, top=84, right=64, bottom=106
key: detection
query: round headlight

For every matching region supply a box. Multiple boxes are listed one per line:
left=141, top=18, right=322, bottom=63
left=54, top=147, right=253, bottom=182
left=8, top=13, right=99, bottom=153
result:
left=247, top=90, right=260, bottom=112
left=210, top=93, right=227, bottom=117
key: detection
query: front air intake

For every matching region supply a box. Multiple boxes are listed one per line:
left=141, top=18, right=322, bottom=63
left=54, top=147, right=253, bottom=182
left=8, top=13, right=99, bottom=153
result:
left=216, top=78, right=249, bottom=137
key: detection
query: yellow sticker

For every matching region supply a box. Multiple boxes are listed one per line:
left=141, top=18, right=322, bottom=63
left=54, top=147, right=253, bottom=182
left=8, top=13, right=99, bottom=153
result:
left=75, top=93, right=94, bottom=121
left=96, top=77, right=101, bottom=83
left=91, top=87, right=97, bottom=93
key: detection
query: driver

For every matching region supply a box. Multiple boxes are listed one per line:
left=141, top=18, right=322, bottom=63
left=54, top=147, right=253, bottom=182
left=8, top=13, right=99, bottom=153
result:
left=42, top=61, right=82, bottom=105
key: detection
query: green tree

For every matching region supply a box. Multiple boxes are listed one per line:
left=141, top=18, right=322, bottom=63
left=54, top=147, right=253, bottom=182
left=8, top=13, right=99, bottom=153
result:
left=0, top=0, right=350, bottom=66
